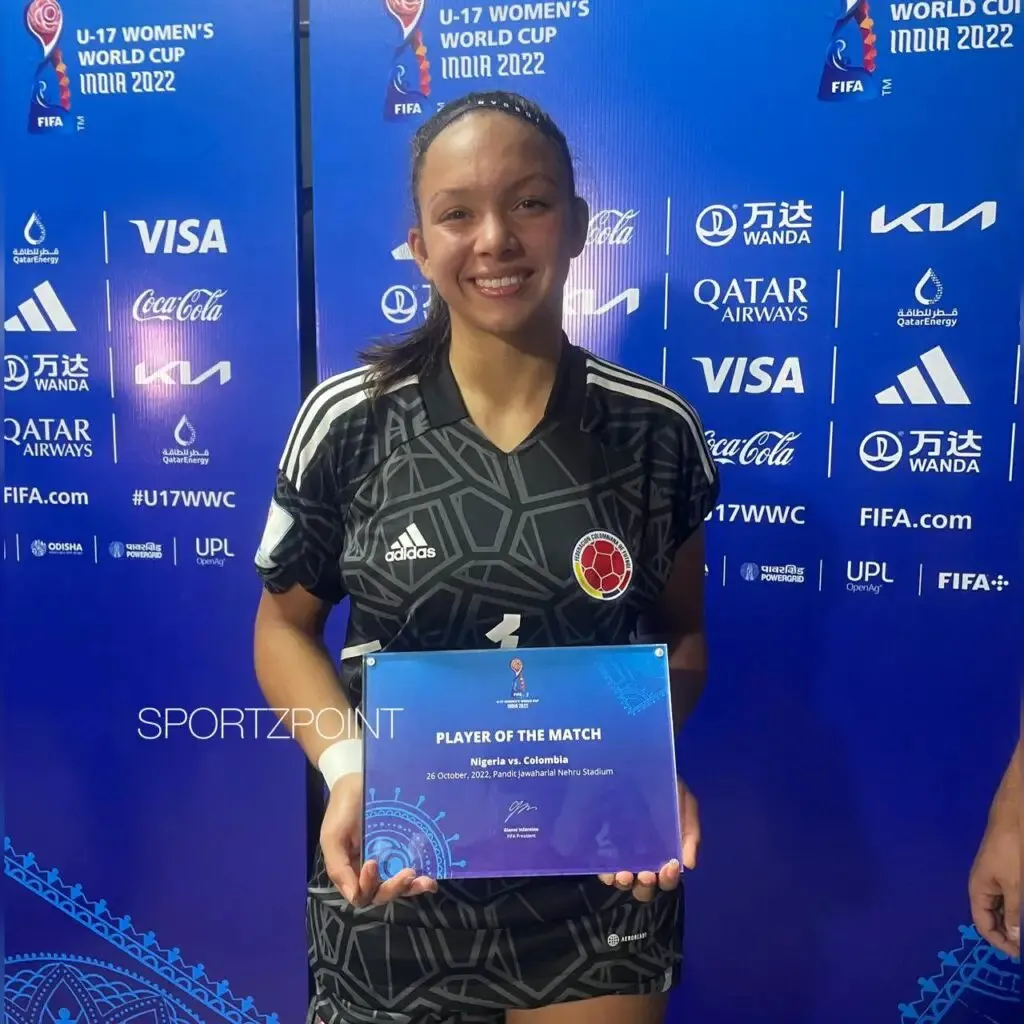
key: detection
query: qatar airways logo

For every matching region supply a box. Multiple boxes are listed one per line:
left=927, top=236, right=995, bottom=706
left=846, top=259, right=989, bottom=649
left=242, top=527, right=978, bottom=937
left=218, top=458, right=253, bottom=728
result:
left=705, top=430, right=798, bottom=468
left=132, top=288, right=226, bottom=323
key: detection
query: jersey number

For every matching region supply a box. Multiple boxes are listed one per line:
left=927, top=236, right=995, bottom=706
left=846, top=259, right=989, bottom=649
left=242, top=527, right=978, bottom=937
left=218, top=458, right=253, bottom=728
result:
left=485, top=613, right=521, bottom=649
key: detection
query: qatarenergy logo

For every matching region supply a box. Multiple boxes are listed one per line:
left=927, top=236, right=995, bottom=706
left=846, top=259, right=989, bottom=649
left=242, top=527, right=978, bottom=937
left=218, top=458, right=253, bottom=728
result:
left=136, top=706, right=403, bottom=740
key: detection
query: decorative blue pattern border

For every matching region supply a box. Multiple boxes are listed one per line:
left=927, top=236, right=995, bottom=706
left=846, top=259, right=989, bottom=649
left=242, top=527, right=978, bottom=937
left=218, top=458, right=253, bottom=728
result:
left=5, top=953, right=206, bottom=1024
left=898, top=924, right=1020, bottom=1023
left=3, top=836, right=279, bottom=1024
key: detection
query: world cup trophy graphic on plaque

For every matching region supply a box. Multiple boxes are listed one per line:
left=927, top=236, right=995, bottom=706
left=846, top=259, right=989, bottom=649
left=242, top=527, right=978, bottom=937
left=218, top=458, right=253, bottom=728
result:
left=509, top=657, right=528, bottom=699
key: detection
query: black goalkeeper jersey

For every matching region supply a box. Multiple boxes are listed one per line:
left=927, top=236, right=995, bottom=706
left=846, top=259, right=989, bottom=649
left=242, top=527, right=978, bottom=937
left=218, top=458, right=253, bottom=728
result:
left=256, top=338, right=719, bottom=717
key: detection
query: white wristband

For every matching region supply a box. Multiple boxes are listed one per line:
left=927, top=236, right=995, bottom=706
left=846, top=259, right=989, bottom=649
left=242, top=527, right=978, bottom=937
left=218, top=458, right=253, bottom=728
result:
left=318, top=739, right=363, bottom=790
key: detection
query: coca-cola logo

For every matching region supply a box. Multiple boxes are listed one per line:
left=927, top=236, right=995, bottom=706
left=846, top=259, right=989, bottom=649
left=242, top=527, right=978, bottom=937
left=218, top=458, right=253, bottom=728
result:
left=705, top=429, right=799, bottom=467
left=132, top=288, right=226, bottom=323
left=586, top=209, right=637, bottom=246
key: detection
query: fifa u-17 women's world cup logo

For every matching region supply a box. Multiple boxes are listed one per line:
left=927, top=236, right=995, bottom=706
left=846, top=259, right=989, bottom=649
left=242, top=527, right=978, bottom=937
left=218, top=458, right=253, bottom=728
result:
left=509, top=658, right=528, bottom=699
left=818, top=0, right=883, bottom=102
left=383, top=0, right=431, bottom=122
left=25, top=0, right=74, bottom=133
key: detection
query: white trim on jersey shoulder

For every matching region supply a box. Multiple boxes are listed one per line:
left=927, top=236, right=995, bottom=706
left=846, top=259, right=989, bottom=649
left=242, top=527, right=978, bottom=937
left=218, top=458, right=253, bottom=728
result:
left=584, top=356, right=716, bottom=484
left=281, top=368, right=418, bottom=487
left=254, top=498, right=295, bottom=570
left=280, top=365, right=367, bottom=479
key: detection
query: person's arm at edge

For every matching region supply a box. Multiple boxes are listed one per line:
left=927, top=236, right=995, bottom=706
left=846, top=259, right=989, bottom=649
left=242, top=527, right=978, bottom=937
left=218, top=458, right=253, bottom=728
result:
left=657, top=523, right=710, bottom=734
left=253, top=584, right=366, bottom=903
left=253, top=583, right=359, bottom=769
left=989, top=734, right=1021, bottom=831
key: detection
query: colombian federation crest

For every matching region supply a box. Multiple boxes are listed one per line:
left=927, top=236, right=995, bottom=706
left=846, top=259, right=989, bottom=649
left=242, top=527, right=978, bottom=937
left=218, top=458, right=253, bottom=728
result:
left=572, top=530, right=633, bottom=601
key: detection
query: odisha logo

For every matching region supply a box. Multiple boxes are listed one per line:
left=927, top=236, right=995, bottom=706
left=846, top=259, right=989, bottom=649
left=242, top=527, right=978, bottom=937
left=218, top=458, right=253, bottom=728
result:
left=818, top=1, right=885, bottom=102
left=25, top=0, right=75, bottom=134
left=509, top=657, right=527, bottom=699
left=572, top=530, right=633, bottom=602
left=383, top=0, right=431, bottom=121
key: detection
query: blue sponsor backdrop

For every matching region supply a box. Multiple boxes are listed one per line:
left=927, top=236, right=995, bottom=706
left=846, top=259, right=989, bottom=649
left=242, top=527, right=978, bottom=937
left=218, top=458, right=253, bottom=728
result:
left=308, top=1, right=1022, bottom=1022
left=3, top=2, right=308, bottom=1023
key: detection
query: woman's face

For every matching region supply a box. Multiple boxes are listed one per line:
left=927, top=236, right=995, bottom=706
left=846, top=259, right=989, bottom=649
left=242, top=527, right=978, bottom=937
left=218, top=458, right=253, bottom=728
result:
left=409, top=110, right=586, bottom=342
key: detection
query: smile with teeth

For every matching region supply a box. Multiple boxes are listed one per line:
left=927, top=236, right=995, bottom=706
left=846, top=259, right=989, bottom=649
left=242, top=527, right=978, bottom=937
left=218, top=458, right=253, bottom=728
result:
left=473, top=272, right=531, bottom=295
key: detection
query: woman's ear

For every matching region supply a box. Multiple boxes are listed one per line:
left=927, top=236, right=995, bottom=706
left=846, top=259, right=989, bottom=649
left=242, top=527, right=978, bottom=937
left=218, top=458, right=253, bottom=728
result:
left=568, top=196, right=590, bottom=258
left=409, top=226, right=432, bottom=282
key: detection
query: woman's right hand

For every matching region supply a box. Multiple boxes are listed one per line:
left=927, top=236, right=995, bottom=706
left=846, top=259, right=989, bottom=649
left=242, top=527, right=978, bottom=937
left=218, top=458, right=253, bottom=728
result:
left=320, top=771, right=438, bottom=907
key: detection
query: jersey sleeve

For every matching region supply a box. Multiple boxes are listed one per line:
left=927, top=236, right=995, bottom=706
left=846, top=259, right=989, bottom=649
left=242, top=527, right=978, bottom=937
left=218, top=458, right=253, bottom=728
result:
left=671, top=402, right=721, bottom=550
left=254, top=394, right=349, bottom=605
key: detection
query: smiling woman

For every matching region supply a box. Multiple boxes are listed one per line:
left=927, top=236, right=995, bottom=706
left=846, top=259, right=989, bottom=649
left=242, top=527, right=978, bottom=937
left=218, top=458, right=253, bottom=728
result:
left=252, top=89, right=720, bottom=1024
left=359, top=92, right=587, bottom=421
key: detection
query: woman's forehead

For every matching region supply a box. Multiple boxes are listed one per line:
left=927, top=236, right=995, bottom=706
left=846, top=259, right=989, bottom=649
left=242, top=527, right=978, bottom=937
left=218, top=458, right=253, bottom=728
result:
left=418, top=114, right=564, bottom=197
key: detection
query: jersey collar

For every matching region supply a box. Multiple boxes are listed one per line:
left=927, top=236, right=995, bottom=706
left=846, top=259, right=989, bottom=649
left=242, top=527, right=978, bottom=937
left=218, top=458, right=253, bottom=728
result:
left=420, top=334, right=588, bottom=431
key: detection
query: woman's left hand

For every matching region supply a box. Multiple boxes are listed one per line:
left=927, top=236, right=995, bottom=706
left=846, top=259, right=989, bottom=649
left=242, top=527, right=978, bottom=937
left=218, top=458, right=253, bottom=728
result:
left=598, top=777, right=700, bottom=904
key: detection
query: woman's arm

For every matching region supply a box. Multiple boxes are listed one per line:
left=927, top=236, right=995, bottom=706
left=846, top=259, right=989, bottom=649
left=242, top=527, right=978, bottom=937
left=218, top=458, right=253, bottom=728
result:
left=990, top=735, right=1022, bottom=827
left=253, top=585, right=358, bottom=768
left=654, top=524, right=710, bottom=733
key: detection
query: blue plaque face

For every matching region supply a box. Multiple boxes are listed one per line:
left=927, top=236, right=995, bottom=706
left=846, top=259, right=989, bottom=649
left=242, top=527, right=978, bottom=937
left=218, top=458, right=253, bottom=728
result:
left=360, top=644, right=682, bottom=881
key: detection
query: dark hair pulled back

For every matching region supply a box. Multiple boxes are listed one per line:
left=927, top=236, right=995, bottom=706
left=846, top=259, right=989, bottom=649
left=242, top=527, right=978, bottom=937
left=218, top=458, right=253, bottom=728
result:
left=358, top=90, right=577, bottom=396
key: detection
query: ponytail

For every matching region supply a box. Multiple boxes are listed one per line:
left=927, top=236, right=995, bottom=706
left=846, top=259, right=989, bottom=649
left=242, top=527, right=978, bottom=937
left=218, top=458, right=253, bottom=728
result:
left=359, top=293, right=451, bottom=397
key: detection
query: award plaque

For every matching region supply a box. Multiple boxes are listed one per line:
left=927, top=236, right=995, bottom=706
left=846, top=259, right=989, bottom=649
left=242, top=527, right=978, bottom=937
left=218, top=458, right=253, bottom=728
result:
left=360, top=644, right=682, bottom=881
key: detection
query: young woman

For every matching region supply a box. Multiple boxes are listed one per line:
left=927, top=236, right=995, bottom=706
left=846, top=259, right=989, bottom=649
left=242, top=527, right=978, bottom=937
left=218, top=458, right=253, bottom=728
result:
left=253, top=90, right=720, bottom=1024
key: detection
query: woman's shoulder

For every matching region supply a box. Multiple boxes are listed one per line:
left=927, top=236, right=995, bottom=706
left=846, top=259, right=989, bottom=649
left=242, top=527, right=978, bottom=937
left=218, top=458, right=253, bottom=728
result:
left=579, top=348, right=707, bottom=433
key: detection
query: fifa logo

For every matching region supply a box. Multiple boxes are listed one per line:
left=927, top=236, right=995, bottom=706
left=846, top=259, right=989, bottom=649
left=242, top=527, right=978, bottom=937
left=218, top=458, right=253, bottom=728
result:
left=509, top=657, right=528, bottom=699
left=818, top=1, right=889, bottom=102
left=383, top=0, right=431, bottom=121
left=25, top=0, right=76, bottom=134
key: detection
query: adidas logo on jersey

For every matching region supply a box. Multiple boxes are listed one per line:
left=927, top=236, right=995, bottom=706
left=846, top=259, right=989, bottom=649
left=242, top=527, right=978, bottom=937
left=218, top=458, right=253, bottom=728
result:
left=385, top=522, right=436, bottom=562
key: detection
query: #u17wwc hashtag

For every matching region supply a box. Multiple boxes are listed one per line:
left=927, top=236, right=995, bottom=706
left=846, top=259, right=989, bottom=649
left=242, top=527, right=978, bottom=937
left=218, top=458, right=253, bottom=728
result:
left=132, top=489, right=237, bottom=509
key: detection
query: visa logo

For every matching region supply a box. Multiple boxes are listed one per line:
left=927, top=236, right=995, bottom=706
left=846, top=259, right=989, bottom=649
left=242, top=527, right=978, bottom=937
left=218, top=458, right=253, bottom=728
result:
left=129, top=218, right=227, bottom=254
left=693, top=356, right=804, bottom=394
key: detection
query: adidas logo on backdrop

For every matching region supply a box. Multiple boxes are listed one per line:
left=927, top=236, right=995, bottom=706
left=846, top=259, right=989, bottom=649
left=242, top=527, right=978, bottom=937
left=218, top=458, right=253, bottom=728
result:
left=5, top=281, right=76, bottom=332
left=875, top=346, right=970, bottom=406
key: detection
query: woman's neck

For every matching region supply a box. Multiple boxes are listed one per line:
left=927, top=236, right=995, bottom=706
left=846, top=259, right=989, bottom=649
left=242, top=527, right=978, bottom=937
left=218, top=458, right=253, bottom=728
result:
left=447, top=323, right=564, bottom=410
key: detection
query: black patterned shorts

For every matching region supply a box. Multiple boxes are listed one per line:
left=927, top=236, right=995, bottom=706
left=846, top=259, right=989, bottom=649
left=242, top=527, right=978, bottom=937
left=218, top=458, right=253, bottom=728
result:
left=304, top=863, right=683, bottom=1024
